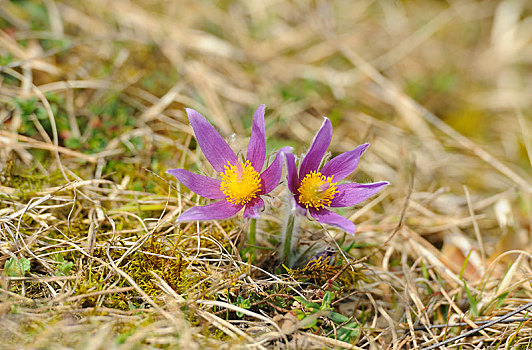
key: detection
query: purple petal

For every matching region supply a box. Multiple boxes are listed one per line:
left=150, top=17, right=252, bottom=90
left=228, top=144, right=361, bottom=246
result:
left=177, top=200, right=243, bottom=221
left=330, top=182, right=389, bottom=207
left=260, top=147, right=291, bottom=195
left=285, top=152, right=299, bottom=194
left=299, top=118, right=332, bottom=180
left=167, top=169, right=225, bottom=199
left=320, top=143, right=369, bottom=181
left=243, top=198, right=265, bottom=219
left=309, top=208, right=356, bottom=234
left=187, top=108, right=239, bottom=173
left=246, top=105, right=267, bottom=172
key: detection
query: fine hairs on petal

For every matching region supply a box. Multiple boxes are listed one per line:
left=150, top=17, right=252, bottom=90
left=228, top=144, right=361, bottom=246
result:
left=247, top=104, right=267, bottom=172
left=177, top=200, right=243, bottom=221
left=166, top=168, right=225, bottom=200
left=285, top=152, right=300, bottom=194
left=298, top=117, right=332, bottom=180
left=243, top=198, right=265, bottom=219
left=186, top=108, right=239, bottom=173
left=320, top=143, right=370, bottom=181
left=330, top=181, right=389, bottom=208
left=260, top=147, right=292, bottom=194
left=280, top=196, right=302, bottom=267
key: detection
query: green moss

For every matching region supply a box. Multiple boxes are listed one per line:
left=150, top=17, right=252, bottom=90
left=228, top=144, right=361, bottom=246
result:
left=0, top=161, right=64, bottom=199
left=285, top=255, right=368, bottom=288
left=117, top=228, right=233, bottom=301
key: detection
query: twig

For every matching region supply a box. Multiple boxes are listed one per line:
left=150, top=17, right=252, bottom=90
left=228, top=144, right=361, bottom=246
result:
left=381, top=157, right=415, bottom=247
left=463, top=185, right=486, bottom=267
left=412, top=317, right=532, bottom=331
left=421, top=302, right=532, bottom=349
left=0, top=130, right=98, bottom=163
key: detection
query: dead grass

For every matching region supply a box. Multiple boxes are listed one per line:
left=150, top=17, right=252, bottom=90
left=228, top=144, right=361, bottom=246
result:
left=0, top=0, right=532, bottom=349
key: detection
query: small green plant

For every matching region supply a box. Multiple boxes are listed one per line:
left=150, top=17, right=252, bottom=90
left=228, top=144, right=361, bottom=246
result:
left=463, top=280, right=479, bottom=317
left=235, top=295, right=251, bottom=317
left=4, top=257, right=31, bottom=277
left=293, top=291, right=359, bottom=343
left=293, top=292, right=333, bottom=329
left=54, top=254, right=74, bottom=276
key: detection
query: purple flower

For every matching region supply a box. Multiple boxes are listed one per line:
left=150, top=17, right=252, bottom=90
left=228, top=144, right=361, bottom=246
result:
left=168, top=105, right=289, bottom=221
left=285, top=118, right=388, bottom=234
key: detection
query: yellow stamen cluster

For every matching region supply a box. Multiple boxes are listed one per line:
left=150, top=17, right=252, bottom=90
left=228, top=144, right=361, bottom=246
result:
left=220, top=160, right=262, bottom=205
left=297, top=171, right=338, bottom=209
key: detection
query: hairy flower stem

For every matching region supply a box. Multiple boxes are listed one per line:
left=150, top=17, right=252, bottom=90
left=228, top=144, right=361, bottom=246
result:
left=248, top=218, right=257, bottom=263
left=281, top=210, right=299, bottom=268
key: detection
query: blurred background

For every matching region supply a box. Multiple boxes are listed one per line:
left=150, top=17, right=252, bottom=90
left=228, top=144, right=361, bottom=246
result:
left=2, top=0, right=530, bottom=254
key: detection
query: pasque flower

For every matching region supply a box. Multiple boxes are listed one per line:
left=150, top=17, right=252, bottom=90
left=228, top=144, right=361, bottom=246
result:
left=168, top=105, right=289, bottom=221
left=285, top=118, right=388, bottom=234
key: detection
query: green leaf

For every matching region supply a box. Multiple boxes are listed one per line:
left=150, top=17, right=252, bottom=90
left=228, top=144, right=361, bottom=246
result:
left=300, top=315, right=318, bottom=329
left=56, top=261, right=73, bottom=276
left=5, top=257, right=31, bottom=277
left=459, top=250, right=473, bottom=280
left=307, top=302, right=321, bottom=311
left=14, top=98, right=38, bottom=116
left=495, top=291, right=509, bottom=309
left=52, top=254, right=73, bottom=276
left=463, top=280, right=479, bottom=317
left=337, top=322, right=359, bottom=342
left=292, top=309, right=305, bottom=320
left=329, top=312, right=349, bottom=324
left=420, top=260, right=433, bottom=294
left=321, top=292, right=333, bottom=309
left=65, top=137, right=83, bottom=149
left=240, top=298, right=251, bottom=309
left=236, top=296, right=251, bottom=317
left=294, top=296, right=311, bottom=308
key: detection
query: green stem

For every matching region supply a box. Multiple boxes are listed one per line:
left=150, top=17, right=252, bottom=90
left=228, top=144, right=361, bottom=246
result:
left=248, top=218, right=256, bottom=263
left=281, top=212, right=297, bottom=267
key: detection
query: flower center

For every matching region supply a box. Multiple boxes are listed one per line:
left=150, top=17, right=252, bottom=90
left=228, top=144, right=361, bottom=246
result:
left=220, top=160, right=262, bottom=205
left=297, top=171, right=338, bottom=209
